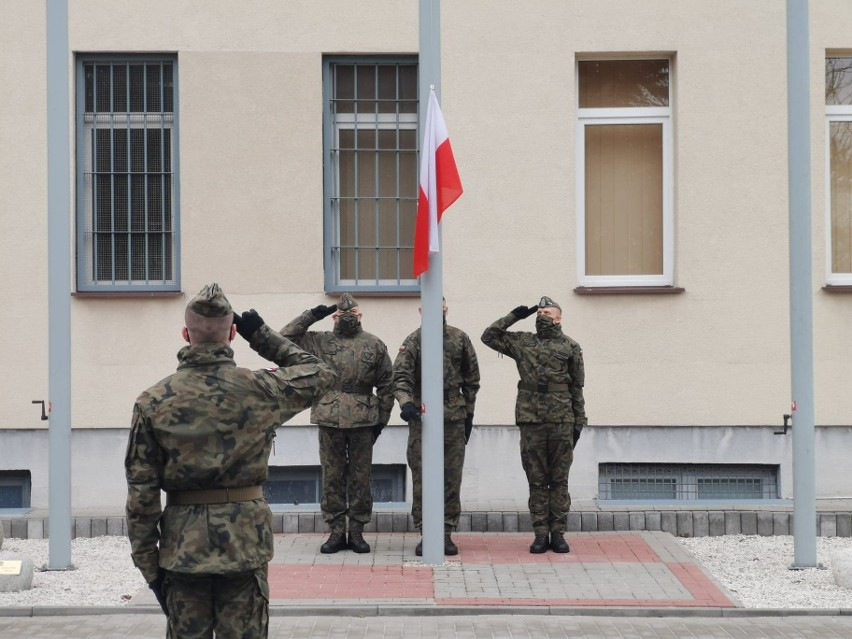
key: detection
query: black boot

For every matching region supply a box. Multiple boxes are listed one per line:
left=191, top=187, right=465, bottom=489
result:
left=348, top=531, right=371, bottom=553
left=444, top=534, right=459, bottom=556
left=529, top=533, right=549, bottom=554
left=549, top=531, right=570, bottom=553
left=320, top=532, right=347, bottom=554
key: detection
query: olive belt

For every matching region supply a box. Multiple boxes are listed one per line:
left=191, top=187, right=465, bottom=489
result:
left=167, top=485, right=264, bottom=506
left=518, top=381, right=571, bottom=393
left=338, top=382, right=373, bottom=394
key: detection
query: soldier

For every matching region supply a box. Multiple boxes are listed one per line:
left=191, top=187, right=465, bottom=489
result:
left=481, top=296, right=586, bottom=554
left=125, top=283, right=336, bottom=639
left=393, top=299, right=480, bottom=556
left=281, top=293, right=393, bottom=554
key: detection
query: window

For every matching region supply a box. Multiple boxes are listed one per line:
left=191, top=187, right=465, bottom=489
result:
left=576, top=59, right=673, bottom=287
left=263, top=464, right=406, bottom=505
left=76, top=55, right=179, bottom=292
left=825, top=57, right=852, bottom=285
left=0, top=470, right=31, bottom=509
left=598, top=463, right=779, bottom=501
left=323, top=58, right=419, bottom=292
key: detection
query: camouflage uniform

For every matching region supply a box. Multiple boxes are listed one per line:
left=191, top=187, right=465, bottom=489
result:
left=125, top=284, right=336, bottom=639
left=281, top=294, right=393, bottom=534
left=481, top=297, right=586, bottom=536
left=392, top=324, right=480, bottom=532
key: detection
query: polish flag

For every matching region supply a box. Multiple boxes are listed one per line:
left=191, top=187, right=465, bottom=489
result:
left=413, top=89, right=463, bottom=278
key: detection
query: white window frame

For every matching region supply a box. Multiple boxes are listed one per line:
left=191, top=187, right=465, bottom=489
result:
left=576, top=61, right=674, bottom=288
left=825, top=108, right=852, bottom=285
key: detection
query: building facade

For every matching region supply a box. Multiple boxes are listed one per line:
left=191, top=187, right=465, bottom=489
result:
left=1, top=0, right=851, bottom=514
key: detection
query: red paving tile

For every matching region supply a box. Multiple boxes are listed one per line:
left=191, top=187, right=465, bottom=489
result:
left=269, top=565, right=434, bottom=599
left=456, top=533, right=661, bottom=564
left=267, top=533, right=737, bottom=608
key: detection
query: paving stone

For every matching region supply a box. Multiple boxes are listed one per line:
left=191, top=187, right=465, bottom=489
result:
left=708, top=512, right=725, bottom=537
left=693, top=511, right=709, bottom=537
left=661, top=512, right=677, bottom=536
left=26, top=519, right=44, bottom=540
left=457, top=513, right=472, bottom=532
left=502, top=512, right=519, bottom=532
left=629, top=512, right=645, bottom=531
left=773, top=512, right=789, bottom=536
left=757, top=511, right=774, bottom=536
left=837, top=513, right=852, bottom=537
left=282, top=515, right=299, bottom=534
left=271, top=514, right=283, bottom=534
left=581, top=512, right=597, bottom=531
left=644, top=511, right=661, bottom=531
left=613, top=512, right=630, bottom=531
left=470, top=512, right=487, bottom=532
left=486, top=512, right=502, bottom=532
left=820, top=514, right=837, bottom=538
left=567, top=512, right=581, bottom=532
left=297, top=513, right=315, bottom=533
left=724, top=512, right=741, bottom=535
left=91, top=518, right=107, bottom=537
left=675, top=512, right=692, bottom=537
left=106, top=518, right=124, bottom=536
left=596, top=511, right=614, bottom=531
left=740, top=511, right=757, bottom=535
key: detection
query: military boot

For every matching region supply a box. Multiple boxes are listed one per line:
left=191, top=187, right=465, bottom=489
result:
left=348, top=531, right=371, bottom=554
left=320, top=532, right=347, bottom=554
left=529, top=533, right=549, bottom=554
left=444, top=534, right=459, bottom=556
left=550, top=531, right=570, bottom=553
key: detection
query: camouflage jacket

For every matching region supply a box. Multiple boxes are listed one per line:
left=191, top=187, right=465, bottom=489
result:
left=280, top=310, right=393, bottom=428
left=392, top=324, right=480, bottom=422
left=481, top=312, right=587, bottom=427
left=125, top=325, right=336, bottom=583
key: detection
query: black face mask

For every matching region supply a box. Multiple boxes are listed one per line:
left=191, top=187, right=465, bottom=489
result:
left=337, top=314, right=361, bottom=336
left=535, top=315, right=559, bottom=337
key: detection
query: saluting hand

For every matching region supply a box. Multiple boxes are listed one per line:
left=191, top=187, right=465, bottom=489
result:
left=510, top=305, right=537, bottom=319
left=233, top=309, right=265, bottom=341
left=311, top=304, right=337, bottom=320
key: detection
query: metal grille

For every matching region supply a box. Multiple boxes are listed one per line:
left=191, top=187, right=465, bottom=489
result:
left=78, top=57, right=178, bottom=290
left=264, top=464, right=406, bottom=505
left=325, top=58, right=419, bottom=291
left=598, top=463, right=779, bottom=500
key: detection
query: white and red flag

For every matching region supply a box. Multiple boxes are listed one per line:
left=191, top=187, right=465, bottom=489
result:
left=413, top=89, right=463, bottom=278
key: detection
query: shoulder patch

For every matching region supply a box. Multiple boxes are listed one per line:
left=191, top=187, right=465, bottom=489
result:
left=265, top=367, right=279, bottom=372
left=399, top=345, right=406, bottom=352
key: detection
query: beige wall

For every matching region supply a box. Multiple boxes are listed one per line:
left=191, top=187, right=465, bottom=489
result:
left=1, top=2, right=850, bottom=453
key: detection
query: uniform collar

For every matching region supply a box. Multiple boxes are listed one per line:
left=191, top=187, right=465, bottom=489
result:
left=176, top=343, right=236, bottom=369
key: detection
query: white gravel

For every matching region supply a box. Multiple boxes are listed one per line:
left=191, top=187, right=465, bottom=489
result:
left=1, top=534, right=852, bottom=609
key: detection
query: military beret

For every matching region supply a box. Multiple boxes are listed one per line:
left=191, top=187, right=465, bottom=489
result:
left=538, top=296, right=561, bottom=312
left=337, top=292, right=359, bottom=311
left=187, top=283, right=233, bottom=318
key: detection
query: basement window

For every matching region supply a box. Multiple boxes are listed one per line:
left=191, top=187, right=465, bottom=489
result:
left=598, top=463, right=779, bottom=501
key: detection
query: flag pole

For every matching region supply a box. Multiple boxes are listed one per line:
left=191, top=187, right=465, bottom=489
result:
left=46, top=0, right=73, bottom=570
left=418, top=0, right=445, bottom=566
left=786, top=0, right=817, bottom=569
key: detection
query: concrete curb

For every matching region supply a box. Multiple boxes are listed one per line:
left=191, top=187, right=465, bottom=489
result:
left=3, top=605, right=852, bottom=618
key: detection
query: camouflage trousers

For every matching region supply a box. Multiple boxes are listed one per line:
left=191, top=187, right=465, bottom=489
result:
left=518, top=422, right=574, bottom=535
left=318, top=425, right=374, bottom=533
left=407, top=419, right=466, bottom=531
left=163, top=566, right=269, bottom=639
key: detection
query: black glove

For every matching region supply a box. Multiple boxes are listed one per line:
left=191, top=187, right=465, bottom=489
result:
left=510, top=305, right=537, bottom=319
left=464, top=413, right=474, bottom=444
left=149, top=570, right=169, bottom=616
left=311, top=304, right=337, bottom=320
left=573, top=426, right=582, bottom=447
left=372, top=424, right=385, bottom=442
left=233, top=309, right=264, bottom=341
left=400, top=402, right=420, bottom=422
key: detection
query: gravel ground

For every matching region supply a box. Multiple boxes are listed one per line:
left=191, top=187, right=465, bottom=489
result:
left=1, top=535, right=852, bottom=609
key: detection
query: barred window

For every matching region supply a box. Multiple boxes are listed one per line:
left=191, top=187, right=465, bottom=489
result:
left=323, top=58, right=419, bottom=292
left=598, top=463, right=779, bottom=501
left=76, top=56, right=179, bottom=291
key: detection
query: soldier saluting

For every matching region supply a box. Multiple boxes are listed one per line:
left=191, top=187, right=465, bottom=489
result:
left=281, top=293, right=393, bottom=554
left=125, top=283, right=336, bottom=638
left=481, top=296, right=587, bottom=554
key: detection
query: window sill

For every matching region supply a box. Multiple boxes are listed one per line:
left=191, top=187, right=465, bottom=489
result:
left=573, top=286, right=685, bottom=295
left=72, top=291, right=184, bottom=299
left=822, top=285, right=852, bottom=293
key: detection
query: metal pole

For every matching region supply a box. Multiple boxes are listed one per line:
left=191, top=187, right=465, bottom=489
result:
left=786, top=0, right=817, bottom=569
left=418, top=0, right=445, bottom=566
left=46, top=0, right=73, bottom=569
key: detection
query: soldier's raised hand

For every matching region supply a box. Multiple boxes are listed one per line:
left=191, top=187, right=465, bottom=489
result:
left=510, top=305, right=537, bottom=319
left=311, top=304, right=337, bottom=320
left=234, top=309, right=265, bottom=341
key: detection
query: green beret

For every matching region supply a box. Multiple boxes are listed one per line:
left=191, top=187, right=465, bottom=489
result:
left=538, top=296, right=561, bottom=312
left=187, top=283, right=233, bottom=318
left=337, top=292, right=359, bottom=311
